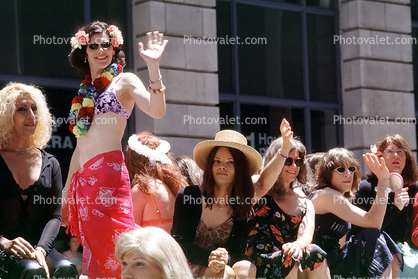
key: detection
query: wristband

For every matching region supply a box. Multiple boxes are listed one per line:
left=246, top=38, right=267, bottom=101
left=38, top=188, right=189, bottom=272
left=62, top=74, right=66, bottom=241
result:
left=374, top=186, right=391, bottom=193
left=278, top=149, right=288, bottom=158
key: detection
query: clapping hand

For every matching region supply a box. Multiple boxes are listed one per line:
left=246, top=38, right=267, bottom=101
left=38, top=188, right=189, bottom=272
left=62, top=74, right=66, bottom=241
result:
left=280, top=118, right=294, bottom=152
left=208, top=247, right=229, bottom=274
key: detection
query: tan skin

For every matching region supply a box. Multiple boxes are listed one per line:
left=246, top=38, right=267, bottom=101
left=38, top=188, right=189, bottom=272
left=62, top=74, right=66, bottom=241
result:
left=0, top=95, right=50, bottom=278
left=61, top=30, right=168, bottom=226
left=131, top=179, right=176, bottom=233
left=197, top=119, right=294, bottom=279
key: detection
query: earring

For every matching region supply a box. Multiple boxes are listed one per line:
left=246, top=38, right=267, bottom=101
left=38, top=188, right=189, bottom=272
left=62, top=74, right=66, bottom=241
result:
left=84, top=56, right=87, bottom=63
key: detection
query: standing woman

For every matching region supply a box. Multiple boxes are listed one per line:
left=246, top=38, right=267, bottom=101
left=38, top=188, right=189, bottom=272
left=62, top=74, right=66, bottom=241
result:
left=0, top=83, right=78, bottom=279
left=308, top=148, right=403, bottom=278
left=172, top=119, right=294, bottom=279
left=61, top=21, right=168, bottom=278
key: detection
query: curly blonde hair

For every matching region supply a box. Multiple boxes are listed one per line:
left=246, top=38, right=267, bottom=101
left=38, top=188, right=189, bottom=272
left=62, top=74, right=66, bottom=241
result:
left=0, top=82, right=53, bottom=150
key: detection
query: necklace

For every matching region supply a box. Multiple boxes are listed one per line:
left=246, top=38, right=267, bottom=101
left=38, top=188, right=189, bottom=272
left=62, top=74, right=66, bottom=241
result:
left=69, top=63, right=122, bottom=138
left=214, top=201, right=227, bottom=210
left=7, top=145, right=33, bottom=154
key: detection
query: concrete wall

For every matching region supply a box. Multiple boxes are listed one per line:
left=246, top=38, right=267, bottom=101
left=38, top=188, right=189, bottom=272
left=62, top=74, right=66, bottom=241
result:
left=339, top=0, right=416, bottom=172
left=131, top=0, right=220, bottom=158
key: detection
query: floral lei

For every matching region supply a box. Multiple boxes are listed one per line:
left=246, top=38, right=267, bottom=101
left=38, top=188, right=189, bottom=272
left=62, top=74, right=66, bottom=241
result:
left=69, top=63, right=123, bottom=137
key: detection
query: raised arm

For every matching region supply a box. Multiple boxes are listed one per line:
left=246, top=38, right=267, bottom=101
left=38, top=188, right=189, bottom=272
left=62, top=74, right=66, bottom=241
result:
left=120, top=31, right=168, bottom=119
left=312, top=153, right=390, bottom=229
left=253, top=118, right=293, bottom=201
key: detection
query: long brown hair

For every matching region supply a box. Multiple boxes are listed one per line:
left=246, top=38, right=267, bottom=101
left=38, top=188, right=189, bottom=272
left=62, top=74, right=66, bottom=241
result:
left=263, top=137, right=311, bottom=200
left=367, top=134, right=418, bottom=186
left=201, top=146, right=254, bottom=220
left=313, top=147, right=361, bottom=200
left=126, top=132, right=187, bottom=196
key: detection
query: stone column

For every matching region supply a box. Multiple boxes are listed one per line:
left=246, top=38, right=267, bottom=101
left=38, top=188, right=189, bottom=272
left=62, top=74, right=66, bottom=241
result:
left=339, top=0, right=416, bottom=172
left=131, top=0, right=219, bottom=158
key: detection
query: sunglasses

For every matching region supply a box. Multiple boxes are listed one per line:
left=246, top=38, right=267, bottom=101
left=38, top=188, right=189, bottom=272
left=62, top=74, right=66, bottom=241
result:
left=335, top=166, right=356, bottom=174
left=88, top=42, right=112, bottom=50
left=284, top=157, right=304, bottom=167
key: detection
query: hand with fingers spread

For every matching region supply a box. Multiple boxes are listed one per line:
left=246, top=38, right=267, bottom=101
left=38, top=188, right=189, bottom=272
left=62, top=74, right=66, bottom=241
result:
left=363, top=153, right=389, bottom=182
left=138, top=31, right=168, bottom=64
left=208, top=248, right=229, bottom=274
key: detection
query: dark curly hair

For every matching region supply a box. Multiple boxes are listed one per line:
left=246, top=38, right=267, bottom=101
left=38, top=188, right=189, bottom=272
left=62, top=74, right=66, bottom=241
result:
left=68, top=21, right=126, bottom=75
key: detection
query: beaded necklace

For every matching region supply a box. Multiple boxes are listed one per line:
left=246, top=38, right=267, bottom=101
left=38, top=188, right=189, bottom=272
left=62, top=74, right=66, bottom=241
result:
left=69, top=63, right=122, bottom=137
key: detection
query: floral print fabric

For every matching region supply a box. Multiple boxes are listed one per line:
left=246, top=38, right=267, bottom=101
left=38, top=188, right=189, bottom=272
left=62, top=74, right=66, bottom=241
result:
left=244, top=193, right=327, bottom=279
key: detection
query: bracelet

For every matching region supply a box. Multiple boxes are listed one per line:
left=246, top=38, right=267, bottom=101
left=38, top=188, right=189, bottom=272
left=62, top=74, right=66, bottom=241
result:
left=148, top=85, right=166, bottom=94
left=277, top=149, right=288, bottom=158
left=374, top=186, right=391, bottom=193
left=149, top=75, right=162, bottom=85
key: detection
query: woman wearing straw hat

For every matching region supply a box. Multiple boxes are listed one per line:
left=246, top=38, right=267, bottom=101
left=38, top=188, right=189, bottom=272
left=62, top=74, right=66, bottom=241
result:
left=171, top=119, right=294, bottom=279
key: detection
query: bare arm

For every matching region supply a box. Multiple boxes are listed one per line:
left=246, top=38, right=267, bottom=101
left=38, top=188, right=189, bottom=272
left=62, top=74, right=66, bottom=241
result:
left=121, top=31, right=168, bottom=119
left=253, top=118, right=293, bottom=201
left=282, top=199, right=315, bottom=259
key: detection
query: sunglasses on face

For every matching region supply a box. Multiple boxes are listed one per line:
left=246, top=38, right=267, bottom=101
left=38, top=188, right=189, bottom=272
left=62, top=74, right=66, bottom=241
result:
left=284, top=157, right=304, bottom=167
left=335, top=166, right=356, bottom=174
left=88, top=42, right=112, bottom=50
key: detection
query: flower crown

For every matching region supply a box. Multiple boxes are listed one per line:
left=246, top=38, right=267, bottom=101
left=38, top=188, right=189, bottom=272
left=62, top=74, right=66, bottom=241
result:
left=128, top=134, right=172, bottom=166
left=70, top=25, right=124, bottom=49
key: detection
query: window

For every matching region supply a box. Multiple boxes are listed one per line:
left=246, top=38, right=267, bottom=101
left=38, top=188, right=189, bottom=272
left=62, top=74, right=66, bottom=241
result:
left=217, top=0, right=340, bottom=154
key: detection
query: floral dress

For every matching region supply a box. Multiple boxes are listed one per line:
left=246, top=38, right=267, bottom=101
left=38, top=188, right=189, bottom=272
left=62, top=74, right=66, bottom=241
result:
left=244, top=193, right=327, bottom=279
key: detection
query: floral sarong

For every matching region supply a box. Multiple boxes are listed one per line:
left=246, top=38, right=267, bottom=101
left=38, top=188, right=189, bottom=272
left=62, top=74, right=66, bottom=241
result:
left=67, top=150, right=138, bottom=279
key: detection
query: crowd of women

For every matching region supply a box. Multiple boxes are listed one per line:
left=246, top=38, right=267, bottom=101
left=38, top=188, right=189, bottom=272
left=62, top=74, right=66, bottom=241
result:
left=0, top=20, right=417, bottom=279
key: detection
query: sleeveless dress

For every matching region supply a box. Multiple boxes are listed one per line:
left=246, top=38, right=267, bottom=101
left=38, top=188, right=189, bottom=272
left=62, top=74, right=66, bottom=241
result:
left=307, top=188, right=403, bottom=278
left=244, top=193, right=327, bottom=278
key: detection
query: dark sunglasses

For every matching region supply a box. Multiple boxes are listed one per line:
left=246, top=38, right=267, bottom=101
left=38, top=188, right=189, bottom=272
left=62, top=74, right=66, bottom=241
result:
left=88, top=42, right=112, bottom=50
left=284, top=157, right=304, bottom=167
left=335, top=166, right=356, bottom=174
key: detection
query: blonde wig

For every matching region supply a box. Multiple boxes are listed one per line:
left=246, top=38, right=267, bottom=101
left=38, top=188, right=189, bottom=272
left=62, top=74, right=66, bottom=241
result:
left=0, top=82, right=53, bottom=149
left=115, top=227, right=193, bottom=279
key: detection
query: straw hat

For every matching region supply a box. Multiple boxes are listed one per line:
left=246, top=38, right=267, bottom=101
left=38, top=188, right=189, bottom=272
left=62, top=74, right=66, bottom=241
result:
left=193, top=130, right=262, bottom=176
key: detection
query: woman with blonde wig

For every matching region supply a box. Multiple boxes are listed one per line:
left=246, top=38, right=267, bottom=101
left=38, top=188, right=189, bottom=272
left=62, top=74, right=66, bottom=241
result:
left=115, top=226, right=193, bottom=279
left=0, top=83, right=78, bottom=279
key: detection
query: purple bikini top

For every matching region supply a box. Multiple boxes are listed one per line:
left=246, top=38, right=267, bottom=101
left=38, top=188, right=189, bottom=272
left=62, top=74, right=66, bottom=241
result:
left=94, top=84, right=130, bottom=119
